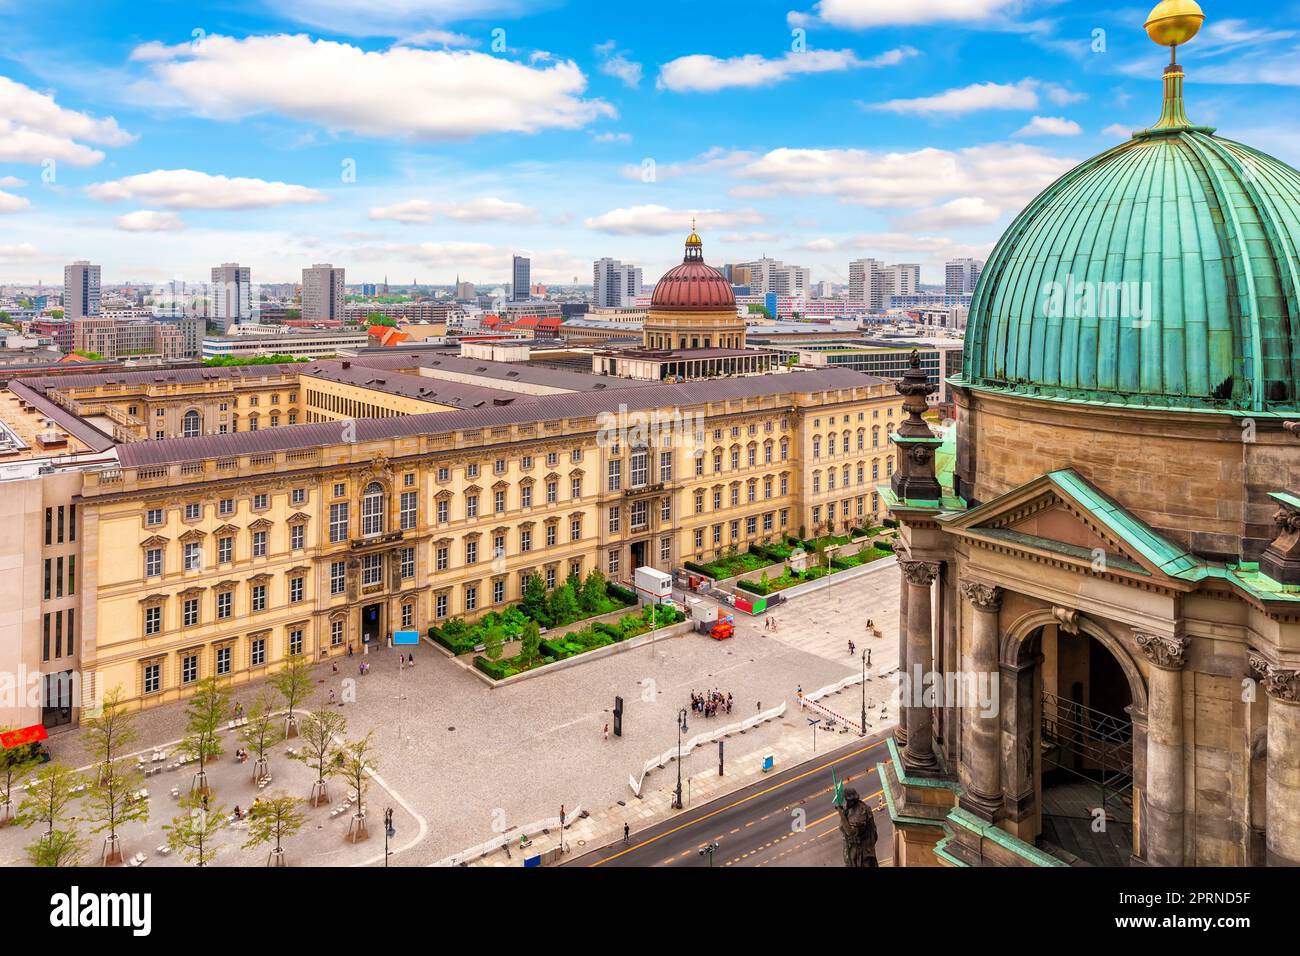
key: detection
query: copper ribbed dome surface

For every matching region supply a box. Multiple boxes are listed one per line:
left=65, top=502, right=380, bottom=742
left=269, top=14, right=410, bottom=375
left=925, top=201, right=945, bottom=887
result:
left=651, top=228, right=736, bottom=312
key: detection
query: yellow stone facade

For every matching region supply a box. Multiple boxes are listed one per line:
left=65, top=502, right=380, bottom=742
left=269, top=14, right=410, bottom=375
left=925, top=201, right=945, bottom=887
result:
left=66, top=369, right=900, bottom=713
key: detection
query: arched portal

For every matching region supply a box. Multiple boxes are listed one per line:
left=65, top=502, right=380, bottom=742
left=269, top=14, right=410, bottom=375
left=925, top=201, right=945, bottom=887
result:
left=1000, top=609, right=1148, bottom=865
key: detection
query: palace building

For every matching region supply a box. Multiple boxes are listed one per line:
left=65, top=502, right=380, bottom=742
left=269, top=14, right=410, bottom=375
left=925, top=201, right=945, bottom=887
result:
left=0, top=247, right=902, bottom=729
left=881, top=3, right=1300, bottom=868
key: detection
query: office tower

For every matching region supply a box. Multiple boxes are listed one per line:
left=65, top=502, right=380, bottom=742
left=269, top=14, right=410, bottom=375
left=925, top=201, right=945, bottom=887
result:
left=301, top=264, right=345, bottom=322
left=211, top=263, right=252, bottom=330
left=63, top=261, right=101, bottom=320
left=511, top=256, right=531, bottom=302
left=592, top=258, right=643, bottom=308
left=946, top=258, right=984, bottom=295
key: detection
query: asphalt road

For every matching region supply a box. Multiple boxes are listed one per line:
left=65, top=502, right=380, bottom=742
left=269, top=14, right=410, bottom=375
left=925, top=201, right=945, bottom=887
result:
left=569, top=730, right=894, bottom=868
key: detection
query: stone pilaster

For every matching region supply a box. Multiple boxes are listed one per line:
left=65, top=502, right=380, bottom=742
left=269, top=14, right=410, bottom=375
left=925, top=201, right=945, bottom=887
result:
left=957, top=580, right=1002, bottom=821
left=895, top=565, right=910, bottom=746
left=900, top=559, right=940, bottom=774
left=1136, top=631, right=1189, bottom=866
left=1250, top=656, right=1300, bottom=867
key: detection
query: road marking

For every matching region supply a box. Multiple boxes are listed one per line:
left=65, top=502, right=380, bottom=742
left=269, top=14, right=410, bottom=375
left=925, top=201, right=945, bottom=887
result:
left=588, top=738, right=888, bottom=866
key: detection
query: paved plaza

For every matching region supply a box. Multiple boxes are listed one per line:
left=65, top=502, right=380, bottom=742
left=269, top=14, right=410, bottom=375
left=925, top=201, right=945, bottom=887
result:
left=1, top=559, right=900, bottom=867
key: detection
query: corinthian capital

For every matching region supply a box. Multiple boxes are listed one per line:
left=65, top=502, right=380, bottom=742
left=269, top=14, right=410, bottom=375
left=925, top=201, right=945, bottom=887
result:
left=1135, top=632, right=1190, bottom=670
left=958, top=580, right=1002, bottom=612
left=1249, top=655, right=1300, bottom=703
left=900, top=560, right=939, bottom=588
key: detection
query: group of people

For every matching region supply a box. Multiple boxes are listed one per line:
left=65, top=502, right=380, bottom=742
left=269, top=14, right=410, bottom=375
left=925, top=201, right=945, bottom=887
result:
left=691, top=689, right=733, bottom=718
left=234, top=748, right=250, bottom=763
left=763, top=616, right=780, bottom=632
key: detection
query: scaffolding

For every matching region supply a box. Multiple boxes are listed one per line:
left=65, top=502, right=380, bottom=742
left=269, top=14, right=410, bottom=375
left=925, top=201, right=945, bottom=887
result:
left=1040, top=691, right=1134, bottom=823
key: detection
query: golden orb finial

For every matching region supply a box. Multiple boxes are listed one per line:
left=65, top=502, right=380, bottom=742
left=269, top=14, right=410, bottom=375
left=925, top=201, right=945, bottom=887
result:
left=1145, top=0, right=1205, bottom=53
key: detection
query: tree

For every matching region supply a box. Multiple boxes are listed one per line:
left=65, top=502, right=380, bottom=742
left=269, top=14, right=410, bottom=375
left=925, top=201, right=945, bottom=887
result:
left=364, top=312, right=396, bottom=327
left=0, top=733, right=40, bottom=826
left=83, top=686, right=139, bottom=774
left=27, top=828, right=86, bottom=867
left=240, top=690, right=284, bottom=783
left=548, top=582, right=579, bottom=626
left=242, top=793, right=305, bottom=866
left=519, top=620, right=542, bottom=668
left=482, top=624, right=505, bottom=663
left=177, top=678, right=229, bottom=796
left=164, top=795, right=227, bottom=867
left=83, top=687, right=148, bottom=865
left=579, top=570, right=608, bottom=613
left=17, top=762, right=83, bottom=835
left=290, top=708, right=346, bottom=806
left=334, top=734, right=377, bottom=842
left=271, top=653, right=313, bottom=737
left=520, top=573, right=551, bottom=626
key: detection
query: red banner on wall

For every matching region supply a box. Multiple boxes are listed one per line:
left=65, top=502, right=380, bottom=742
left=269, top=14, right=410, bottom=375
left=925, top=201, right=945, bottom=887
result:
left=0, top=724, right=48, bottom=749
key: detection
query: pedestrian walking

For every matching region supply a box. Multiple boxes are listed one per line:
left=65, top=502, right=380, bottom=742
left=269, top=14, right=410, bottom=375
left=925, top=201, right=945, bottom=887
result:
left=624, top=823, right=630, bottom=844
left=867, top=648, right=872, bottom=667
left=603, top=723, right=609, bottom=741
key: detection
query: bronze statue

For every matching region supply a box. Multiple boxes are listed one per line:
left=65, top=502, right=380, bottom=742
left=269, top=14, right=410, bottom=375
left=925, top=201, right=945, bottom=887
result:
left=836, top=785, right=879, bottom=867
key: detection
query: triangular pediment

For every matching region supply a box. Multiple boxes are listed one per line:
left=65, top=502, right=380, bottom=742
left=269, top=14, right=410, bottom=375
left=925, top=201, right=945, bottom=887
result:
left=938, top=469, right=1202, bottom=586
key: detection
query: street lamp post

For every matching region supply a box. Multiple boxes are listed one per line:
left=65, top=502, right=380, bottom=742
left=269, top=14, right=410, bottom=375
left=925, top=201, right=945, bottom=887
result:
left=673, top=708, right=688, bottom=810
left=384, top=807, right=394, bottom=867
left=860, top=647, right=868, bottom=737
left=699, top=841, right=720, bottom=867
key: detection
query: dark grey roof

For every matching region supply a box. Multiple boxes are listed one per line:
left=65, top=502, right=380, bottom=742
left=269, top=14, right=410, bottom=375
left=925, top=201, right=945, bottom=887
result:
left=117, top=368, right=888, bottom=467
left=344, top=351, right=650, bottom=391
left=300, top=364, right=531, bottom=410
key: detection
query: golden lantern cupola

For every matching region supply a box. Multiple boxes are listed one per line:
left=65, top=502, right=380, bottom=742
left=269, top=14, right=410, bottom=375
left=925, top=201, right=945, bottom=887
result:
left=683, top=218, right=703, bottom=262
left=1144, top=0, right=1207, bottom=132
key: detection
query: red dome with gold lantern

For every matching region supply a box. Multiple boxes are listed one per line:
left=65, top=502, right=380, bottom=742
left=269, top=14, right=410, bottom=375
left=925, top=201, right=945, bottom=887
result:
left=650, top=225, right=736, bottom=312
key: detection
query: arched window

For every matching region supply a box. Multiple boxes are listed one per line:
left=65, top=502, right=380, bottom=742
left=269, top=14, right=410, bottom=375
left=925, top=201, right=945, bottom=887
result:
left=361, top=482, right=386, bottom=537
left=182, top=410, right=201, bottom=437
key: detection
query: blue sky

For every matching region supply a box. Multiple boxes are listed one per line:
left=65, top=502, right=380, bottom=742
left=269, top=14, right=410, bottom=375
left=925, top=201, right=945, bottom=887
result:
left=1, top=0, right=1298, bottom=287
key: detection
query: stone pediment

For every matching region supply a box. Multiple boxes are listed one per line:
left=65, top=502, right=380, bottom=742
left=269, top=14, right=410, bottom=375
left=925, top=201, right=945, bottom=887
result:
left=938, top=469, right=1202, bottom=587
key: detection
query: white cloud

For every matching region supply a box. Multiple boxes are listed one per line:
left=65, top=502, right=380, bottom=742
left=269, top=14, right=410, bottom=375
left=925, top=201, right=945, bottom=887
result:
left=130, top=34, right=614, bottom=141
left=0, top=176, right=27, bottom=187
left=0, top=76, right=133, bottom=167
left=896, top=196, right=1003, bottom=230
left=396, top=29, right=480, bottom=48
left=369, top=196, right=539, bottom=224
left=620, top=146, right=757, bottom=182
left=871, top=78, right=1040, bottom=114
left=731, top=143, right=1073, bottom=213
left=801, top=238, right=839, bottom=252
left=591, top=131, right=631, bottom=143
left=0, top=189, right=30, bottom=213
left=115, top=209, right=185, bottom=232
left=596, top=42, right=644, bottom=89
left=1102, top=123, right=1134, bottom=139
left=790, top=0, right=1021, bottom=29
left=721, top=232, right=781, bottom=244
left=0, top=242, right=41, bottom=261
left=86, top=169, right=327, bottom=209
left=658, top=47, right=912, bottom=93
left=1015, top=115, right=1082, bottom=137
left=584, top=204, right=764, bottom=235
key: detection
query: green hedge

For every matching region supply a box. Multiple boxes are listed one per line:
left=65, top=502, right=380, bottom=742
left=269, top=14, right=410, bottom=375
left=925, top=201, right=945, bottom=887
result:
left=475, top=604, right=684, bottom=681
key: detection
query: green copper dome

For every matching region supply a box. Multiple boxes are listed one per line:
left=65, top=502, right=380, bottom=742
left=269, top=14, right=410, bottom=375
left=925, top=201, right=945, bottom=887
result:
left=962, top=66, right=1300, bottom=413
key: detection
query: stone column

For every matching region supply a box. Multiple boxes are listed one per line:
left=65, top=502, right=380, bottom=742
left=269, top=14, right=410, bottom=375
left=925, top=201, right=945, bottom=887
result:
left=901, top=560, right=940, bottom=774
left=1250, top=657, right=1300, bottom=867
left=958, top=580, right=1002, bottom=820
left=1136, top=632, right=1189, bottom=867
left=895, top=564, right=910, bottom=746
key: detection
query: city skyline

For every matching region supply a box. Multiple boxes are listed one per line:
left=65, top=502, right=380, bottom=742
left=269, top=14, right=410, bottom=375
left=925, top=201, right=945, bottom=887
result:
left=1, top=1, right=1296, bottom=286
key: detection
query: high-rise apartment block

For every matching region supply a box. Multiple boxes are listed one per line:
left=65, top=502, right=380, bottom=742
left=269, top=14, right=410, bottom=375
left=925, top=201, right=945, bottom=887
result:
left=301, top=264, right=345, bottom=323
left=63, top=261, right=101, bottom=320
left=511, top=256, right=531, bottom=302
left=945, top=257, right=984, bottom=295
left=592, top=258, right=643, bottom=308
left=211, top=263, right=252, bottom=330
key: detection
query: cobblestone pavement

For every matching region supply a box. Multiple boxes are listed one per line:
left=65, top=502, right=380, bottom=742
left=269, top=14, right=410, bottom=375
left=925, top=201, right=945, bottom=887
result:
left=10, top=560, right=901, bottom=867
